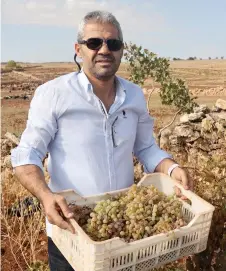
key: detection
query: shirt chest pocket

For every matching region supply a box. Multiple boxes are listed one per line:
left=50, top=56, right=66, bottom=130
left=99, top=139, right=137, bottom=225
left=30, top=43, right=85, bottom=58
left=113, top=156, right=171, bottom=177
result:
left=112, top=111, right=138, bottom=147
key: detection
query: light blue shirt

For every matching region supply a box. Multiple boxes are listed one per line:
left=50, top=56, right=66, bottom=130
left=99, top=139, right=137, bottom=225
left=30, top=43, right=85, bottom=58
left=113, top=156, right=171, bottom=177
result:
left=11, top=70, right=171, bottom=235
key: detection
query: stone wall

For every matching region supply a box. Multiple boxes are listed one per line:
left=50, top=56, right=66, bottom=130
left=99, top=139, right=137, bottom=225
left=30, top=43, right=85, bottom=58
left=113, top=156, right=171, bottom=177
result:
left=142, top=87, right=226, bottom=96
left=160, top=99, right=226, bottom=165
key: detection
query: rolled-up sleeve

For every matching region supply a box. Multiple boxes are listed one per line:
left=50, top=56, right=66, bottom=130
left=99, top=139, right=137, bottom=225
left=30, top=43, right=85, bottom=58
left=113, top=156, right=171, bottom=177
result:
left=11, top=85, right=58, bottom=171
left=133, top=94, right=172, bottom=173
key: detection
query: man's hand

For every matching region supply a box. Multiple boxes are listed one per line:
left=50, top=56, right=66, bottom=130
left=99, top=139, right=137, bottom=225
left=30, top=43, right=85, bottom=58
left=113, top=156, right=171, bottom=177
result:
left=41, top=193, right=76, bottom=234
left=154, top=159, right=193, bottom=199
left=171, top=166, right=193, bottom=199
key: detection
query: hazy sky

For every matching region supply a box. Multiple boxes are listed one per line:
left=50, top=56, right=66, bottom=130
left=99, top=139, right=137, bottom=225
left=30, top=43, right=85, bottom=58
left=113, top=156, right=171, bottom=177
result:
left=1, top=0, right=226, bottom=62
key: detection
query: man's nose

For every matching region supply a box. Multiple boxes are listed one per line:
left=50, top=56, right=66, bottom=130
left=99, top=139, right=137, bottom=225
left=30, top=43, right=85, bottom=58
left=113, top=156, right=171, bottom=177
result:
left=98, top=41, right=110, bottom=53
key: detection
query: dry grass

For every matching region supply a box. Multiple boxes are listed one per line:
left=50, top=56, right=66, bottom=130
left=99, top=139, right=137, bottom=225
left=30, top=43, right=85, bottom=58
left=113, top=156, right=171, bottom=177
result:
left=1, top=59, right=226, bottom=270
left=1, top=171, right=49, bottom=271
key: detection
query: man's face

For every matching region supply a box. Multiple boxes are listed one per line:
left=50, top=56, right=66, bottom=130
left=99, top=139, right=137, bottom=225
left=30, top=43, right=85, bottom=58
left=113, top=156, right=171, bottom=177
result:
left=75, top=22, right=124, bottom=81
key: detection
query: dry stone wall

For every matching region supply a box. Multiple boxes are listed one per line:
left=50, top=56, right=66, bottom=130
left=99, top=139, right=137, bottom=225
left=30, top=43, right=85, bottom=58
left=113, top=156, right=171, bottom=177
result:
left=160, top=99, right=226, bottom=164
left=142, top=87, right=226, bottom=96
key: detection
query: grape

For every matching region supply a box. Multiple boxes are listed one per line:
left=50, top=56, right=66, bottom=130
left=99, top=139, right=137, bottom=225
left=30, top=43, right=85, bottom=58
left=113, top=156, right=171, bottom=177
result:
left=72, top=184, right=187, bottom=242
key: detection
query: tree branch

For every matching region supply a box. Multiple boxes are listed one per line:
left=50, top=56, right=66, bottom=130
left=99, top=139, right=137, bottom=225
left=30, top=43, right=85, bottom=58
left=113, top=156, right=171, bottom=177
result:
left=147, top=88, right=156, bottom=114
left=157, top=108, right=182, bottom=146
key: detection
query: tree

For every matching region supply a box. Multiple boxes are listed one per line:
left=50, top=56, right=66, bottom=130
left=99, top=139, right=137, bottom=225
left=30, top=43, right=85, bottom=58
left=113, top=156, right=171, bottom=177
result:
left=124, top=43, right=197, bottom=113
left=5, top=60, right=23, bottom=71
left=209, top=57, right=211, bottom=60
left=187, top=57, right=196, bottom=60
left=124, top=43, right=197, bottom=144
left=6, top=60, right=17, bottom=68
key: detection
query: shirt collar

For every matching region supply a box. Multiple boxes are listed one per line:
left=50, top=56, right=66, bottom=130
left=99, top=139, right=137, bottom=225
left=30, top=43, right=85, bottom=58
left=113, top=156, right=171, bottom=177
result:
left=77, top=68, right=92, bottom=92
left=77, top=69, right=126, bottom=96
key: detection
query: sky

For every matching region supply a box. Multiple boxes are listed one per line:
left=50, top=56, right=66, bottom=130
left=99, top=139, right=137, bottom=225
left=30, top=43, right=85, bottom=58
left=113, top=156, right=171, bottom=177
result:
left=1, top=0, right=226, bottom=63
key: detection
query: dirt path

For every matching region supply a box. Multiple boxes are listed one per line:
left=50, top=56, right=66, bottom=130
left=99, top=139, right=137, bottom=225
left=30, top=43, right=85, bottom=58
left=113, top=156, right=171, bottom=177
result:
left=12, top=70, right=41, bottom=81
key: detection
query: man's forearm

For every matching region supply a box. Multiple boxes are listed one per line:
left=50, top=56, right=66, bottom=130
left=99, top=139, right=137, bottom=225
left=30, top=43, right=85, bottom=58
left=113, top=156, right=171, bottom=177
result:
left=14, top=164, right=53, bottom=204
left=154, top=158, right=176, bottom=175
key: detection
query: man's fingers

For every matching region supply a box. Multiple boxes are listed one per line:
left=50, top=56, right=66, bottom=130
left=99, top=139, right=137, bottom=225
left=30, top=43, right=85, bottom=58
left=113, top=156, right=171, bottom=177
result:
left=56, top=196, right=74, bottom=219
left=174, top=186, right=182, bottom=196
left=47, top=208, right=75, bottom=234
left=180, top=171, right=189, bottom=190
left=174, top=186, right=188, bottom=200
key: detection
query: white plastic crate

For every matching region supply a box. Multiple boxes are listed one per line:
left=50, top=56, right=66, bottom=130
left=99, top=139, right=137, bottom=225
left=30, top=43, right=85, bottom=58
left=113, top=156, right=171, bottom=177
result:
left=51, top=173, right=215, bottom=271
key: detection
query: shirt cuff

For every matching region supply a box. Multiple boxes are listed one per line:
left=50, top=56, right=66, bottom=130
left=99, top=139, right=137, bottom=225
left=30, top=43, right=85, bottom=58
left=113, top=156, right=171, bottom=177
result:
left=11, top=147, right=44, bottom=171
left=143, top=149, right=173, bottom=173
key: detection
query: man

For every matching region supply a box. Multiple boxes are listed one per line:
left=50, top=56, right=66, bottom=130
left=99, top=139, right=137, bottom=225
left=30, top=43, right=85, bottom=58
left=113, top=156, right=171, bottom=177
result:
left=11, top=10, right=192, bottom=271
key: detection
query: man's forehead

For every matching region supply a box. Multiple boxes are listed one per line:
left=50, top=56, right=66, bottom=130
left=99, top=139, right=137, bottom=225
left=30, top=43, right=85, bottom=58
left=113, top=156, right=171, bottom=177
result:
left=83, top=22, right=119, bottom=38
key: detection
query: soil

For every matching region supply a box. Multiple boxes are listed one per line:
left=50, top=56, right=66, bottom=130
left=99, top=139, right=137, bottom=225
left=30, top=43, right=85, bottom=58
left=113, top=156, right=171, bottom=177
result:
left=1, top=60, right=226, bottom=271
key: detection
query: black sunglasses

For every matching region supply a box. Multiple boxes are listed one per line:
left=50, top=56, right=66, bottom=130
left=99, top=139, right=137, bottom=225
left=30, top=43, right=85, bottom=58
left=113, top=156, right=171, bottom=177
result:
left=78, top=38, right=123, bottom=51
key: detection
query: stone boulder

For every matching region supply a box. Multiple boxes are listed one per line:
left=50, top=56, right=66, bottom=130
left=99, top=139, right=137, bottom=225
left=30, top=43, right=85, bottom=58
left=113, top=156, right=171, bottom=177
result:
left=215, top=99, right=226, bottom=110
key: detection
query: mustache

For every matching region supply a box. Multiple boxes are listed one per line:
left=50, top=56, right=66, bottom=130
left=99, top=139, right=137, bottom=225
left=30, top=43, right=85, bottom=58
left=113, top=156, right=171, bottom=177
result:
left=95, top=55, right=115, bottom=62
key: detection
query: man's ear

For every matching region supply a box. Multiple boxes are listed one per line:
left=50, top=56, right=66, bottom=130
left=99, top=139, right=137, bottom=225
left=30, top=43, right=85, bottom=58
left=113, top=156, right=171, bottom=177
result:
left=75, top=43, right=82, bottom=58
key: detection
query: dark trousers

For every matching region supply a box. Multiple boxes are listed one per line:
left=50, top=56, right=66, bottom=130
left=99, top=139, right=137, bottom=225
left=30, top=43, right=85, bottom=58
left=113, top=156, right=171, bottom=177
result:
left=48, top=237, right=75, bottom=271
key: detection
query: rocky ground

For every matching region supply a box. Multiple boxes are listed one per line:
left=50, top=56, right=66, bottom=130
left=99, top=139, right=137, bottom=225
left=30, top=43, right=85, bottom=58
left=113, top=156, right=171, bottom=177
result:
left=1, top=61, right=226, bottom=271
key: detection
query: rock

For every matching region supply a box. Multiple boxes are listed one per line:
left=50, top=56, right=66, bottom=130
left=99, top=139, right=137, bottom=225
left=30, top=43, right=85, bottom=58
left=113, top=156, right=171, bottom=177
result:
left=192, top=123, right=202, bottom=131
left=185, top=131, right=200, bottom=142
left=174, top=125, right=194, bottom=137
left=215, top=99, right=226, bottom=110
left=160, top=128, right=172, bottom=148
left=180, top=114, right=189, bottom=123
left=160, top=137, right=169, bottom=149
left=174, top=125, right=200, bottom=142
left=194, top=104, right=210, bottom=114
left=210, top=112, right=226, bottom=121
left=210, top=144, right=222, bottom=150
left=169, top=134, right=183, bottom=145
left=193, top=139, right=211, bottom=152
left=215, top=122, right=225, bottom=133
left=211, top=105, right=221, bottom=112
left=201, top=118, right=214, bottom=132
left=202, top=131, right=219, bottom=143
left=188, top=112, right=205, bottom=122
left=161, top=128, right=172, bottom=137
left=205, top=114, right=215, bottom=121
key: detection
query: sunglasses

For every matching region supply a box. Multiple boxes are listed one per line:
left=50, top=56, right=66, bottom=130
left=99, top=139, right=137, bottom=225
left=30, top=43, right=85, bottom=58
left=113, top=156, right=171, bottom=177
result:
left=78, top=38, right=123, bottom=51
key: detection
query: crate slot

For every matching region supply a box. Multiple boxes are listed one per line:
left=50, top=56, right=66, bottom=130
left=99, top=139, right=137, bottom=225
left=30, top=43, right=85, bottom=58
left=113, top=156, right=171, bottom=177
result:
left=137, top=243, right=158, bottom=261
left=135, top=258, right=156, bottom=271
left=182, top=231, right=199, bottom=245
left=182, top=206, right=195, bottom=222
left=160, top=238, right=180, bottom=252
left=111, top=253, right=134, bottom=268
left=179, top=244, right=197, bottom=257
left=158, top=250, right=178, bottom=264
left=120, top=267, right=133, bottom=271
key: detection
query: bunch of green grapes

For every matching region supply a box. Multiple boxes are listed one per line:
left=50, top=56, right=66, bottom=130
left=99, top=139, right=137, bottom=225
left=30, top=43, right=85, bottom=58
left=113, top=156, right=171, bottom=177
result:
left=80, top=184, right=186, bottom=242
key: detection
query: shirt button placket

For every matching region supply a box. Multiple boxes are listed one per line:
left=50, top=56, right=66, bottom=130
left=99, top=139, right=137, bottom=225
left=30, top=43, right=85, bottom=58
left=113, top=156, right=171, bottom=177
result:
left=106, top=118, right=116, bottom=191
